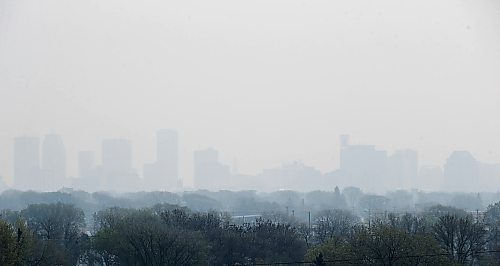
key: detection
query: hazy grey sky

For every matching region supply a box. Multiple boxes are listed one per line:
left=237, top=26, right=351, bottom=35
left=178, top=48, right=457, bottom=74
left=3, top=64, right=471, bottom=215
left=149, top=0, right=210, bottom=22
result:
left=1, top=0, right=499, bottom=185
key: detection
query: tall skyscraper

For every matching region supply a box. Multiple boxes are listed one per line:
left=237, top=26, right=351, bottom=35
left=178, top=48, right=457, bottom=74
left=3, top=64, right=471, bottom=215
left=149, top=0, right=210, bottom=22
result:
left=14, top=136, right=40, bottom=190
left=193, top=148, right=230, bottom=190
left=144, top=129, right=179, bottom=190
left=444, top=151, right=479, bottom=192
left=340, top=143, right=388, bottom=192
left=41, top=134, right=67, bottom=191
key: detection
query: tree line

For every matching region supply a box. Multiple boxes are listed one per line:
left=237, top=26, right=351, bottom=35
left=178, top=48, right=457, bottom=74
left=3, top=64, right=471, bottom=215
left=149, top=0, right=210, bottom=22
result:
left=2, top=201, right=500, bottom=265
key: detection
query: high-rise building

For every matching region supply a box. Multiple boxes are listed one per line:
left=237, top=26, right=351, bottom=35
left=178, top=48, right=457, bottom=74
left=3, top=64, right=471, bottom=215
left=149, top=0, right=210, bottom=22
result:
left=444, top=151, right=479, bottom=192
left=14, top=136, right=40, bottom=190
left=41, top=134, right=67, bottom=190
left=193, top=148, right=229, bottom=190
left=143, top=129, right=180, bottom=190
left=340, top=144, right=388, bottom=192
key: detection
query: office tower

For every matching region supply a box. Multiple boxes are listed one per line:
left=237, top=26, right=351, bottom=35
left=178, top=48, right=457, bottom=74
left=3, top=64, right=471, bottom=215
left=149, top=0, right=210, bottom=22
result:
left=444, top=151, right=479, bottom=192
left=14, top=136, right=40, bottom=190
left=388, top=150, right=418, bottom=189
left=193, top=148, right=230, bottom=190
left=41, top=134, right=67, bottom=190
left=78, top=151, right=95, bottom=178
left=340, top=142, right=388, bottom=192
left=144, top=129, right=179, bottom=190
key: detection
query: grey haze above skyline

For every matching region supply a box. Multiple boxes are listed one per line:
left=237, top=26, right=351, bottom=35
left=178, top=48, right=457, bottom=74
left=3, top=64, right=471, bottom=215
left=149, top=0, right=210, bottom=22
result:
left=1, top=0, right=500, bottom=186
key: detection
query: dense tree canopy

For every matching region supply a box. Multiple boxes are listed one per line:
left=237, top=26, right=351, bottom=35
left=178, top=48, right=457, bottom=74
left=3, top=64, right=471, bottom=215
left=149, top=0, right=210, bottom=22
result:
left=1, top=190, right=500, bottom=265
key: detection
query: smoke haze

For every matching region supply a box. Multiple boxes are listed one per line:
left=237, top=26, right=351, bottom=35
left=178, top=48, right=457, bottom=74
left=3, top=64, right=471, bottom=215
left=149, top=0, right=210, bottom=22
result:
left=1, top=0, right=500, bottom=188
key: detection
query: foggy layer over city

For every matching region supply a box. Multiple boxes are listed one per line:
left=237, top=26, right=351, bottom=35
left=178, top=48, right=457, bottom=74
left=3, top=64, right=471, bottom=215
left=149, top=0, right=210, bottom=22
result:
left=2, top=1, right=500, bottom=265
left=1, top=0, right=500, bottom=193
left=2, top=131, right=500, bottom=193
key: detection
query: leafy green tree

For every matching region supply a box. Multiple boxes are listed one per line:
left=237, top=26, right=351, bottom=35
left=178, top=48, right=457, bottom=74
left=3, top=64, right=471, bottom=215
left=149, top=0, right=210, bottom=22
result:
left=0, top=220, right=17, bottom=265
left=245, top=218, right=307, bottom=264
left=14, top=218, right=42, bottom=265
left=306, top=223, right=449, bottom=265
left=352, top=224, right=449, bottom=265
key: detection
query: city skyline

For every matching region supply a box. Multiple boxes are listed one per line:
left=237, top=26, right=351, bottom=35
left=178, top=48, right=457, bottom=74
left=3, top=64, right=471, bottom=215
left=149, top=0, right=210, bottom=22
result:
left=2, top=0, right=500, bottom=192
left=2, top=131, right=500, bottom=192
left=1, top=1, right=499, bottom=264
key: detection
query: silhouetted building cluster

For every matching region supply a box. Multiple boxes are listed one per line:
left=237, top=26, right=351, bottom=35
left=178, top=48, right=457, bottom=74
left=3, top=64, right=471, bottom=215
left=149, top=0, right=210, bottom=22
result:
left=11, top=130, right=180, bottom=192
left=13, top=135, right=67, bottom=191
left=73, top=130, right=179, bottom=192
left=3, top=132, right=500, bottom=193
left=324, top=136, right=418, bottom=192
left=327, top=136, right=500, bottom=192
left=442, top=151, right=500, bottom=192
